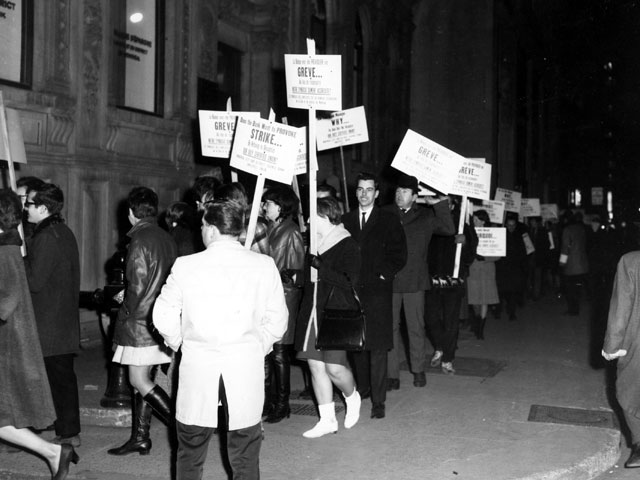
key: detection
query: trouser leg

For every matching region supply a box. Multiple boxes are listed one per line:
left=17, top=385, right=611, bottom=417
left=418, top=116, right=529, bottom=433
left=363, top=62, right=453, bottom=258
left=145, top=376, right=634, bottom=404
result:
left=387, top=293, right=403, bottom=379
left=441, top=289, right=464, bottom=362
left=176, top=421, right=214, bottom=480
left=424, top=290, right=444, bottom=351
left=44, top=353, right=80, bottom=437
left=369, top=350, right=387, bottom=405
left=404, top=292, right=426, bottom=373
left=351, top=351, right=370, bottom=395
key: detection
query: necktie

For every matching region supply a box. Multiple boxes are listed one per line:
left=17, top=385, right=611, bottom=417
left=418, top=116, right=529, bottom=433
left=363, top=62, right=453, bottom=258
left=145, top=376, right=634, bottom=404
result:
left=361, top=212, right=366, bottom=230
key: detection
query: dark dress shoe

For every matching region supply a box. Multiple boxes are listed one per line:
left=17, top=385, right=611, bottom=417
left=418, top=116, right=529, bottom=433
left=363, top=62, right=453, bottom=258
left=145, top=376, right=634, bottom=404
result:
left=53, top=444, right=79, bottom=480
left=264, top=404, right=290, bottom=423
left=370, top=403, right=385, bottom=419
left=386, top=378, right=400, bottom=391
left=625, top=443, right=640, bottom=468
left=413, top=372, right=426, bottom=387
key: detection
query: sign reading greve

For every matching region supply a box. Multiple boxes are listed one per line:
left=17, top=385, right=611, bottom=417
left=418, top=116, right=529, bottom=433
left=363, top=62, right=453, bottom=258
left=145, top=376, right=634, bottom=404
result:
left=316, top=106, right=369, bottom=151
left=391, top=130, right=464, bottom=194
left=284, top=54, right=342, bottom=111
left=494, top=187, right=522, bottom=214
left=450, top=158, right=492, bottom=200
left=476, top=227, right=506, bottom=257
left=198, top=110, right=261, bottom=158
left=230, top=117, right=299, bottom=185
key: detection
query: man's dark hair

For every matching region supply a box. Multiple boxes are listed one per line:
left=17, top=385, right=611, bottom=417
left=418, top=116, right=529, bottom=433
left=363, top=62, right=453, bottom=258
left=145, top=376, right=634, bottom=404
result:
left=356, top=171, right=378, bottom=190
left=203, top=200, right=245, bottom=236
left=215, top=182, right=249, bottom=210
left=317, top=196, right=342, bottom=225
left=32, top=183, right=64, bottom=216
left=128, top=186, right=158, bottom=219
left=193, top=175, right=221, bottom=201
left=17, top=176, right=45, bottom=194
left=0, top=189, right=23, bottom=231
left=262, top=185, right=299, bottom=220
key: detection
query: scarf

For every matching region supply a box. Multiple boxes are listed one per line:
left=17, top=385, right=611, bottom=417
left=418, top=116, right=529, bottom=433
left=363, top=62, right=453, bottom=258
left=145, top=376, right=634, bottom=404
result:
left=317, top=223, right=351, bottom=255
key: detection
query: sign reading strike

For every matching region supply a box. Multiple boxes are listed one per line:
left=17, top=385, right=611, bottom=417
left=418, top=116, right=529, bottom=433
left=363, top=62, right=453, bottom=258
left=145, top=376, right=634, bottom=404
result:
left=284, top=54, right=341, bottom=110
left=476, top=227, right=506, bottom=257
left=391, top=130, right=464, bottom=194
left=230, top=117, right=299, bottom=185
left=198, top=110, right=260, bottom=158
left=475, top=199, right=505, bottom=224
left=494, top=187, right=522, bottom=214
left=520, top=198, right=541, bottom=217
left=316, top=106, right=369, bottom=151
left=450, top=158, right=492, bottom=200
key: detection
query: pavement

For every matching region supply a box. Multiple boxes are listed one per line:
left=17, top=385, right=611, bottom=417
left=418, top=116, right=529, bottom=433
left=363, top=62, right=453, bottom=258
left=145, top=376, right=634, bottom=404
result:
left=0, top=293, right=623, bottom=480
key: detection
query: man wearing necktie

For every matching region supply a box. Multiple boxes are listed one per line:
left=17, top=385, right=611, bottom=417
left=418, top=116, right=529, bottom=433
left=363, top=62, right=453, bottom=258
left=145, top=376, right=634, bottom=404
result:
left=341, top=172, right=407, bottom=419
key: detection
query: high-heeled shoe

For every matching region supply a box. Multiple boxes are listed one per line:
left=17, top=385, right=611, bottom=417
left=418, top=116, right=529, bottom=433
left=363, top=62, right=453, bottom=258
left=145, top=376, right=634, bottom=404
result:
left=53, top=443, right=79, bottom=480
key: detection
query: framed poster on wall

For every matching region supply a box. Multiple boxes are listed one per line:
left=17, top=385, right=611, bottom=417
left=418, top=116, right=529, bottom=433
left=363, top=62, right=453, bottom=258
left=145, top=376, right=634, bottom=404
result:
left=0, top=0, right=33, bottom=87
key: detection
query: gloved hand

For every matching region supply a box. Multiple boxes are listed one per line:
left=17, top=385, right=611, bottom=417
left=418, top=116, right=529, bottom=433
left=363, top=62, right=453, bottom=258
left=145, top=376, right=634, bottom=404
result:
left=280, top=269, right=294, bottom=286
left=308, top=254, right=323, bottom=270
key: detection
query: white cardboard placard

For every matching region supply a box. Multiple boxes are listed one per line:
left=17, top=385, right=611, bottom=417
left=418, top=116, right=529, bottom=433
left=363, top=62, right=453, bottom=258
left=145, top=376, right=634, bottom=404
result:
left=198, top=110, right=261, bottom=158
left=520, top=198, right=541, bottom=217
left=294, top=126, right=309, bottom=175
left=474, top=199, right=505, bottom=224
left=230, top=117, right=299, bottom=185
left=316, top=106, right=369, bottom=151
left=450, top=158, right=492, bottom=199
left=0, top=107, right=26, bottom=164
left=476, top=227, right=506, bottom=257
left=541, top=203, right=559, bottom=222
left=494, top=187, right=522, bottom=214
left=284, top=54, right=342, bottom=110
left=391, top=129, right=464, bottom=194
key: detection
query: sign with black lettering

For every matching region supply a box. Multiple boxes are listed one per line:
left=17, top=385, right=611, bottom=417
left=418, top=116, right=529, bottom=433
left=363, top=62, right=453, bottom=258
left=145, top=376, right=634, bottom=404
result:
left=284, top=54, right=341, bottom=110
left=0, top=0, right=22, bottom=83
left=476, top=227, right=506, bottom=257
left=391, top=129, right=464, bottom=194
left=230, top=116, right=300, bottom=184
left=494, top=187, right=522, bottom=214
left=520, top=198, right=541, bottom=217
left=450, top=158, right=492, bottom=200
left=316, top=106, right=369, bottom=151
left=198, top=110, right=260, bottom=158
left=475, top=199, right=505, bottom=224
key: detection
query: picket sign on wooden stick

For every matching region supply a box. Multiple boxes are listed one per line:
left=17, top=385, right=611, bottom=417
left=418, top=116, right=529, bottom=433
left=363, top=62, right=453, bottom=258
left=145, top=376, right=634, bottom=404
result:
left=339, top=146, right=350, bottom=211
left=306, top=39, right=319, bottom=282
left=227, top=97, right=239, bottom=183
left=244, top=109, right=277, bottom=249
left=452, top=195, right=468, bottom=278
left=282, top=116, right=306, bottom=232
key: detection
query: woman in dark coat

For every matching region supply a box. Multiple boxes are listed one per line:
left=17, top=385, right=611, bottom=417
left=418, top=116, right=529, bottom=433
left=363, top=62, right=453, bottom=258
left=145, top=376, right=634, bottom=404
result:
left=295, top=196, right=362, bottom=438
left=496, top=215, right=528, bottom=321
left=0, top=189, right=78, bottom=479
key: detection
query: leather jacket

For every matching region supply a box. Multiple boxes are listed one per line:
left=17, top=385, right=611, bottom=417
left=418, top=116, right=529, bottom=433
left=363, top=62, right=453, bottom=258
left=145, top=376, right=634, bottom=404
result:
left=267, top=217, right=305, bottom=289
left=113, top=218, right=177, bottom=347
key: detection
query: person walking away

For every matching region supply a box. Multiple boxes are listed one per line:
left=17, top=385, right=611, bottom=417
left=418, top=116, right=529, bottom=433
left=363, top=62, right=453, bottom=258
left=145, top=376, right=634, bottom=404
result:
left=495, top=215, right=528, bottom=321
left=108, top=186, right=177, bottom=456
left=153, top=199, right=288, bottom=480
left=24, top=183, right=82, bottom=447
left=0, top=189, right=79, bottom=479
left=559, top=211, right=589, bottom=316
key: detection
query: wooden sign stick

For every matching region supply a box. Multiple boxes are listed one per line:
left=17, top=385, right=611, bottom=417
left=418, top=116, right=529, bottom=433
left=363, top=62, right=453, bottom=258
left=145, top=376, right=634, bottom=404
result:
left=227, top=97, right=239, bottom=183
left=453, top=195, right=468, bottom=278
left=306, top=39, right=318, bottom=282
left=339, top=146, right=350, bottom=211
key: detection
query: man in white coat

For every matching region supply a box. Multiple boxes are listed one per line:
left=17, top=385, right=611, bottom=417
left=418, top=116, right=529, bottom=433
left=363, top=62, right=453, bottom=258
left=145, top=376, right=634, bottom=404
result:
left=153, top=199, right=288, bottom=480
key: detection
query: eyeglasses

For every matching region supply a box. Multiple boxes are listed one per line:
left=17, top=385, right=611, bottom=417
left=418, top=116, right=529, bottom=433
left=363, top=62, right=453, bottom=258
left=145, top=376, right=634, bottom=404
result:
left=24, top=201, right=37, bottom=207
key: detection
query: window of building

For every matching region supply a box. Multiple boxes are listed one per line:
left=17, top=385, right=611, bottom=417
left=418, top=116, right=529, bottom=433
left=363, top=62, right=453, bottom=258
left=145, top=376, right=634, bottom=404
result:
left=0, top=0, right=33, bottom=88
left=111, top=0, right=164, bottom=115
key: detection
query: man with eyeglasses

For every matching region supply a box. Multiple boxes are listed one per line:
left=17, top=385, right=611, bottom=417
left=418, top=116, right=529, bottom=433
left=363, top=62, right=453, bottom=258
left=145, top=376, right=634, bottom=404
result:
left=16, top=176, right=45, bottom=238
left=23, top=183, right=82, bottom=447
left=341, top=172, right=407, bottom=419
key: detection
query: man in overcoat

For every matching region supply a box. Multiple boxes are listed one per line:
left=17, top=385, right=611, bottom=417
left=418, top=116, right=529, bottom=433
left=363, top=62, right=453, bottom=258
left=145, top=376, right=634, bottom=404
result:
left=342, top=172, right=407, bottom=419
left=24, top=183, right=81, bottom=446
left=153, top=199, right=288, bottom=479
left=385, top=174, right=454, bottom=388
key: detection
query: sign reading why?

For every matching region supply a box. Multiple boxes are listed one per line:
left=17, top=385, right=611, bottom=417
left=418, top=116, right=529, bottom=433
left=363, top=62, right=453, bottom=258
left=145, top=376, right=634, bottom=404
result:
left=230, top=116, right=300, bottom=185
left=494, top=187, right=522, bottom=214
left=391, top=129, right=464, bottom=194
left=284, top=54, right=342, bottom=110
left=198, top=110, right=260, bottom=158
left=316, top=106, right=369, bottom=151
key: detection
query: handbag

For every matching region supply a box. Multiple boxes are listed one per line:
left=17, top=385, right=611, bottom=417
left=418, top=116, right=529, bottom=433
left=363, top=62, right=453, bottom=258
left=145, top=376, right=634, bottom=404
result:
left=315, top=283, right=366, bottom=352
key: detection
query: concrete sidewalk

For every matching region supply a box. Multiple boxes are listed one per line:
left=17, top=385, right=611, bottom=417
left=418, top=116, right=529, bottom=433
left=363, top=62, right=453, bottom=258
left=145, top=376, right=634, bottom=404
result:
left=1, top=294, right=621, bottom=479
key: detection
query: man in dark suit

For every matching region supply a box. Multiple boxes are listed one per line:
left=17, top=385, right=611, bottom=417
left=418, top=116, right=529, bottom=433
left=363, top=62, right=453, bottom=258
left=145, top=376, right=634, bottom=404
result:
left=342, top=172, right=407, bottom=419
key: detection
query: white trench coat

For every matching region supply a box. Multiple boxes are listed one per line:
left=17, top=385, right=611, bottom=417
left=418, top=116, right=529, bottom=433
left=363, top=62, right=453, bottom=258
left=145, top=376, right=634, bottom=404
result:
left=153, top=240, right=288, bottom=430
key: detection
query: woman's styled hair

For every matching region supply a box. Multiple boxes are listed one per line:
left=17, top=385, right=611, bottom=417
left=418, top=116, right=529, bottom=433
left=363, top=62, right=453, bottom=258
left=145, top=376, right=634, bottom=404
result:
left=0, top=189, right=23, bottom=231
left=165, top=201, right=196, bottom=230
left=262, top=185, right=299, bottom=221
left=473, top=209, right=490, bottom=225
left=317, top=196, right=342, bottom=225
left=203, top=199, right=245, bottom=237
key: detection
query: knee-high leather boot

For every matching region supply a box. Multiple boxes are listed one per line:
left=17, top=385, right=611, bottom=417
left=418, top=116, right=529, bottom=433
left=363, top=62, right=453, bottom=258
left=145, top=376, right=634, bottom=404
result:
left=108, top=392, right=152, bottom=456
left=143, top=385, right=172, bottom=425
left=263, top=354, right=274, bottom=417
left=265, top=344, right=291, bottom=423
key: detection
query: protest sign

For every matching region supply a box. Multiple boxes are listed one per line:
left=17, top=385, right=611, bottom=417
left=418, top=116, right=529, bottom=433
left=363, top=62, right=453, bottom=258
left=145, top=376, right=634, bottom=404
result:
left=476, top=227, right=506, bottom=257
left=450, top=158, right=492, bottom=200
left=494, top=187, right=522, bottom=214
left=284, top=54, right=341, bottom=111
left=316, top=106, right=369, bottom=151
left=474, top=199, right=505, bottom=224
left=293, top=126, right=308, bottom=176
left=522, top=232, right=535, bottom=255
left=540, top=203, right=559, bottom=222
left=230, top=116, right=299, bottom=185
left=391, top=130, right=464, bottom=194
left=520, top=198, right=541, bottom=217
left=198, top=110, right=260, bottom=158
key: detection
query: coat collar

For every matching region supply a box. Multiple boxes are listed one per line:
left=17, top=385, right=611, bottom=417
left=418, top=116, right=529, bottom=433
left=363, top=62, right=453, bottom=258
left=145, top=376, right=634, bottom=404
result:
left=32, top=214, right=64, bottom=237
left=126, top=217, right=157, bottom=238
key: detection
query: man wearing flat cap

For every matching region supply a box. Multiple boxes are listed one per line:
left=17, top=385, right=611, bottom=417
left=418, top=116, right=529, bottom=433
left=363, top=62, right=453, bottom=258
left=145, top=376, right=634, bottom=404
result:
left=385, top=174, right=454, bottom=388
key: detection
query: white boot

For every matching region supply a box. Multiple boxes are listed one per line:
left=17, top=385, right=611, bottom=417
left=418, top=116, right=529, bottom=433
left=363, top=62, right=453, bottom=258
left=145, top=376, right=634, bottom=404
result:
left=303, top=402, right=338, bottom=438
left=343, top=388, right=361, bottom=429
